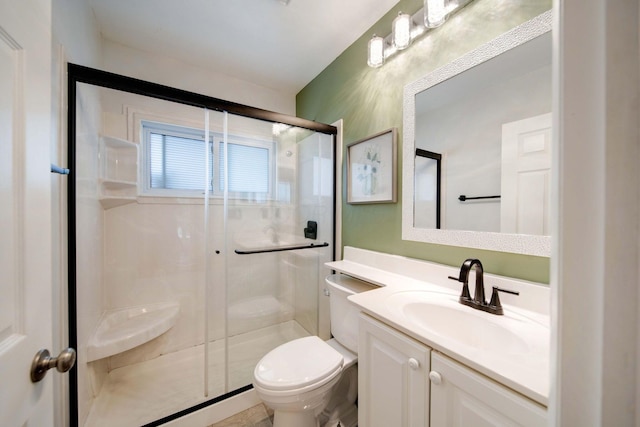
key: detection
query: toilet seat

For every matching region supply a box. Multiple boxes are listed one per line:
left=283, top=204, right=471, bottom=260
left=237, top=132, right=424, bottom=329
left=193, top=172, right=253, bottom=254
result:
left=254, top=336, right=343, bottom=394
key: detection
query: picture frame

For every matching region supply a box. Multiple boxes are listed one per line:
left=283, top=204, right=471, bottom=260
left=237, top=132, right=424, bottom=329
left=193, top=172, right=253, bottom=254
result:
left=347, top=128, right=397, bottom=204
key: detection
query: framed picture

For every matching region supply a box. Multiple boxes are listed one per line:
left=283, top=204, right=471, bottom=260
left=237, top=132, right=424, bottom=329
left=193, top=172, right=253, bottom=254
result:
left=347, top=128, right=397, bottom=204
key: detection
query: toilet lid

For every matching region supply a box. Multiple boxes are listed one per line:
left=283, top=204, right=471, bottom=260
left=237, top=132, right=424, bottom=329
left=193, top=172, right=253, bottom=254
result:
left=254, top=336, right=343, bottom=391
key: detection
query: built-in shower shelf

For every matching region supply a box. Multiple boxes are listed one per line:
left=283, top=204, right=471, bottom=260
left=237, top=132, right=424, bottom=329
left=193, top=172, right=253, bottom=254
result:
left=99, top=195, right=137, bottom=209
left=99, top=179, right=137, bottom=209
left=100, top=179, right=137, bottom=190
left=87, top=302, right=180, bottom=362
left=99, top=135, right=138, bottom=210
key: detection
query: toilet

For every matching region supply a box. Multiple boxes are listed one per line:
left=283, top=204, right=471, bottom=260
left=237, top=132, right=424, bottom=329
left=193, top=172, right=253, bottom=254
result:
left=253, top=274, right=375, bottom=427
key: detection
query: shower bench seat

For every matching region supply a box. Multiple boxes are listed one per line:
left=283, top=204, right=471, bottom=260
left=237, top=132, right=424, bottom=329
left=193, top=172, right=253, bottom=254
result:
left=86, top=302, right=180, bottom=362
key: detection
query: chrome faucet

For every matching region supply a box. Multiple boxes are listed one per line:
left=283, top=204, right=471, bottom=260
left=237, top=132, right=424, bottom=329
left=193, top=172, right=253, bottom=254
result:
left=448, top=258, right=519, bottom=315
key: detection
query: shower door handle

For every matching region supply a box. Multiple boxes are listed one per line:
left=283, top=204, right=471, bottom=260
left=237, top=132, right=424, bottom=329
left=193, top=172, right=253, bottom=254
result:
left=30, top=347, right=76, bottom=382
left=235, top=241, right=329, bottom=255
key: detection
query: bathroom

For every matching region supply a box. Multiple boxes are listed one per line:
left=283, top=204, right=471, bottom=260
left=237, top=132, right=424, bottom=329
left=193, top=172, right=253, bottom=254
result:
left=1, top=0, right=638, bottom=426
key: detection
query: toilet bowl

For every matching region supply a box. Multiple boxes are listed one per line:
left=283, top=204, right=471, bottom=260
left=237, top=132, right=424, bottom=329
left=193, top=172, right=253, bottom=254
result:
left=253, top=274, right=374, bottom=427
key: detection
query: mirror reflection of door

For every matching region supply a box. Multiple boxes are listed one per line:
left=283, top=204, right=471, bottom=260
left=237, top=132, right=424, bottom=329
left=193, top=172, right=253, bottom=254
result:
left=500, top=113, right=552, bottom=235
left=414, top=149, right=442, bottom=229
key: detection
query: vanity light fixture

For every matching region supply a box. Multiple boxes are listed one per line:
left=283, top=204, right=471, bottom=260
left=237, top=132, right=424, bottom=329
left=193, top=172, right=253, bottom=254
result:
left=392, top=12, right=413, bottom=50
left=367, top=0, right=473, bottom=68
left=424, top=0, right=447, bottom=28
left=367, top=34, right=386, bottom=68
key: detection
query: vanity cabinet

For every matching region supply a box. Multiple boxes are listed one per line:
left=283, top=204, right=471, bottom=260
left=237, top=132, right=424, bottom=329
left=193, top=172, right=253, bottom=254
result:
left=430, top=352, right=547, bottom=427
left=359, top=314, right=547, bottom=427
left=358, top=313, right=431, bottom=427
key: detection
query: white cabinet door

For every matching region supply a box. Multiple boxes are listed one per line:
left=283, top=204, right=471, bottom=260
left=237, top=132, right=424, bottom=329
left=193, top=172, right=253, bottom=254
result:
left=430, top=352, right=547, bottom=427
left=0, top=1, right=54, bottom=426
left=359, top=314, right=430, bottom=427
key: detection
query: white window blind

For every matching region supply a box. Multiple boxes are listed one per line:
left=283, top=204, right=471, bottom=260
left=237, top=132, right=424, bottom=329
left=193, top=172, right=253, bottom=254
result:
left=219, top=142, right=269, bottom=193
left=143, top=121, right=274, bottom=198
left=149, top=132, right=212, bottom=191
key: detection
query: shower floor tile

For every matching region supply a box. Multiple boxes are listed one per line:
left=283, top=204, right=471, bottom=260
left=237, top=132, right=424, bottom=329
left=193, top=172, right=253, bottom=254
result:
left=83, top=321, right=309, bottom=427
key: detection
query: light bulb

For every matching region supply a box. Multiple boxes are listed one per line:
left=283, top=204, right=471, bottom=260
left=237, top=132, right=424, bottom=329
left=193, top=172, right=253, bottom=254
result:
left=392, top=12, right=412, bottom=50
left=367, top=35, right=385, bottom=68
left=424, top=0, right=446, bottom=28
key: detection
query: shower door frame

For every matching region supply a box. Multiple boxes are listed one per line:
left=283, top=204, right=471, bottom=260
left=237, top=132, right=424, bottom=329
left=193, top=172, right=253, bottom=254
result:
left=67, top=63, right=337, bottom=427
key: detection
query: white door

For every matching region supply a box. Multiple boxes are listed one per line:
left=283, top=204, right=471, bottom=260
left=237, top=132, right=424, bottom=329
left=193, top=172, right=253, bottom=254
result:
left=0, top=1, right=55, bottom=426
left=500, top=113, right=552, bottom=235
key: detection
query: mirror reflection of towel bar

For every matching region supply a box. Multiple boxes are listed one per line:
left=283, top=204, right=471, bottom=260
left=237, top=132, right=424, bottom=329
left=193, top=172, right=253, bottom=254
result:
left=235, top=242, right=329, bottom=255
left=458, top=195, right=501, bottom=202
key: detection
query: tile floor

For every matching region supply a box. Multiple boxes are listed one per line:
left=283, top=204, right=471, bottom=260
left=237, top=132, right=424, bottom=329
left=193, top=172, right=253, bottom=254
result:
left=209, top=404, right=273, bottom=427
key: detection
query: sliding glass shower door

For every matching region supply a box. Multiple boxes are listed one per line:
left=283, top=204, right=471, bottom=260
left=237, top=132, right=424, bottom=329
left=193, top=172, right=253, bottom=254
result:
left=69, top=65, right=336, bottom=427
left=218, top=114, right=335, bottom=393
left=74, top=82, right=219, bottom=426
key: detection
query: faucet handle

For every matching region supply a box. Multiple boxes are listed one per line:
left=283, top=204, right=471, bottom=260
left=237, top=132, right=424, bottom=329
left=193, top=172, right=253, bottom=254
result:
left=488, top=287, right=520, bottom=315
left=448, top=275, right=472, bottom=302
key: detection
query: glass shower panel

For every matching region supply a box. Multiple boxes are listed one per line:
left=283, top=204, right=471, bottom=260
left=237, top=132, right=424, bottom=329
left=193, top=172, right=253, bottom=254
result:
left=295, top=129, right=335, bottom=339
left=74, top=83, right=217, bottom=427
left=216, top=114, right=335, bottom=392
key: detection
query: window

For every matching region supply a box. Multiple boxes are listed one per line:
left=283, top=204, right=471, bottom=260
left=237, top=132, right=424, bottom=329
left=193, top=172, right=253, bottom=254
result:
left=142, top=121, right=274, bottom=198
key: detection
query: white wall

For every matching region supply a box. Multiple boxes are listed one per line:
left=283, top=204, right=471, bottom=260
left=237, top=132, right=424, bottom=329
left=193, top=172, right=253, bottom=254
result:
left=551, top=1, right=639, bottom=425
left=52, top=0, right=102, bottom=66
left=101, top=39, right=295, bottom=115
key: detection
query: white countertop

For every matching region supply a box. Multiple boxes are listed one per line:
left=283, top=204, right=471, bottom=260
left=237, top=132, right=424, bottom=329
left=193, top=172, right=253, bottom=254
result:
left=327, top=247, right=550, bottom=407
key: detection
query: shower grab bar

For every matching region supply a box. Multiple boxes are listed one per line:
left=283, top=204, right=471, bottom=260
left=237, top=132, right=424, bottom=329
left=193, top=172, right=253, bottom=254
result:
left=235, top=242, right=329, bottom=255
left=51, top=164, right=70, bottom=175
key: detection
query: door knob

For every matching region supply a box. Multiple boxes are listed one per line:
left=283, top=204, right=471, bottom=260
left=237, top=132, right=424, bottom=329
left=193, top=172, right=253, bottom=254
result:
left=30, top=348, right=76, bottom=383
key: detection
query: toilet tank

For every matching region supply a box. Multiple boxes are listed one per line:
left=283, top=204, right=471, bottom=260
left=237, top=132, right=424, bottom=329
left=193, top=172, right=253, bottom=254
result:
left=326, top=274, right=377, bottom=354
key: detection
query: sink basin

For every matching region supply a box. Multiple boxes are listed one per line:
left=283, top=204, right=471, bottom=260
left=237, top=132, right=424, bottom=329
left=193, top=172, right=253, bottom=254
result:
left=385, top=291, right=548, bottom=356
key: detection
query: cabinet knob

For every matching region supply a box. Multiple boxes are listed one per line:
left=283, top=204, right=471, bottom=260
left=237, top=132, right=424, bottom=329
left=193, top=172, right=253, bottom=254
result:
left=408, top=358, right=420, bottom=370
left=429, top=370, right=442, bottom=385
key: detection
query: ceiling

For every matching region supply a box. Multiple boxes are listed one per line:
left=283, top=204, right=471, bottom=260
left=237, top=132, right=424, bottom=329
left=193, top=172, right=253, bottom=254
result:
left=88, top=0, right=400, bottom=95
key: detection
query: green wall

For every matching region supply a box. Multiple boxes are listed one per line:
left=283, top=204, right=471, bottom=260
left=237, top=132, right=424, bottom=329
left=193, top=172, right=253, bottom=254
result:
left=296, top=0, right=552, bottom=284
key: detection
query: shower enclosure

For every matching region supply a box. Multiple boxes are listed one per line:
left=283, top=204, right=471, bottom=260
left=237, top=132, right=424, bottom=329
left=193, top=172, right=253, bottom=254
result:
left=68, top=65, right=336, bottom=426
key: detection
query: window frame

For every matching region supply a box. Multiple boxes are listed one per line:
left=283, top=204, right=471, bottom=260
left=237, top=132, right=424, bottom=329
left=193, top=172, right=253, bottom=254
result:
left=141, top=120, right=276, bottom=200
